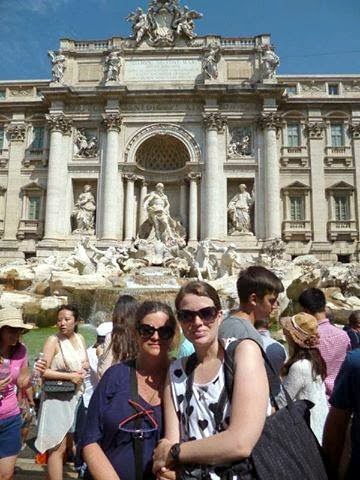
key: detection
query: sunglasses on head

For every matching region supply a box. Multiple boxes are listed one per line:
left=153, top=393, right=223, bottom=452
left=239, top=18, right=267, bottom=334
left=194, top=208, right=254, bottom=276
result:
left=137, top=324, right=175, bottom=340
left=176, top=306, right=218, bottom=324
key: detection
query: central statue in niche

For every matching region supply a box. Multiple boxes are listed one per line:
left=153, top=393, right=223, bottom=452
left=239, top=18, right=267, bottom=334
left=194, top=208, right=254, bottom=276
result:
left=139, top=183, right=186, bottom=247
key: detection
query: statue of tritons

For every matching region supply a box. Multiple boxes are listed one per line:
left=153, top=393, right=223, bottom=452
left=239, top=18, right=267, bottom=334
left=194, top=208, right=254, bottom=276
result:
left=48, top=50, right=66, bottom=83
left=126, top=0, right=202, bottom=46
left=227, top=184, right=254, bottom=235
left=140, top=183, right=186, bottom=247
left=72, top=185, right=96, bottom=234
left=261, top=45, right=280, bottom=80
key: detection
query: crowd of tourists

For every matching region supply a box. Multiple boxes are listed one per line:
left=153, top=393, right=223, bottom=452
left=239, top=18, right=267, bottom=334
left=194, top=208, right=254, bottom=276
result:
left=0, top=266, right=359, bottom=480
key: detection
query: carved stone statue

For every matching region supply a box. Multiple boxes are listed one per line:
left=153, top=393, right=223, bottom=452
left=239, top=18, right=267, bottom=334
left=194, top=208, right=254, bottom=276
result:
left=202, top=45, right=221, bottom=79
left=172, top=5, right=203, bottom=40
left=228, top=135, right=251, bottom=157
left=261, top=45, right=280, bottom=80
left=228, top=184, right=254, bottom=235
left=105, top=50, right=121, bottom=82
left=125, top=0, right=202, bottom=46
left=48, top=50, right=66, bottom=83
left=74, top=129, right=98, bottom=157
left=72, top=185, right=96, bottom=234
left=126, top=7, right=151, bottom=44
left=140, top=183, right=185, bottom=246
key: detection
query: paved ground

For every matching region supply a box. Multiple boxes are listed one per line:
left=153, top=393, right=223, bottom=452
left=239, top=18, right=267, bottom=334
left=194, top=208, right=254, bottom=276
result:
left=15, top=428, right=78, bottom=479
left=15, top=458, right=78, bottom=479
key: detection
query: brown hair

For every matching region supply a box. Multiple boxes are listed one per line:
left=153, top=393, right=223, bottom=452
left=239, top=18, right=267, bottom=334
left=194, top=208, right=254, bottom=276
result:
left=236, top=266, right=284, bottom=304
left=175, top=281, right=222, bottom=311
left=349, top=310, right=360, bottom=327
left=282, top=343, right=327, bottom=381
left=135, top=301, right=180, bottom=352
left=110, top=295, right=138, bottom=363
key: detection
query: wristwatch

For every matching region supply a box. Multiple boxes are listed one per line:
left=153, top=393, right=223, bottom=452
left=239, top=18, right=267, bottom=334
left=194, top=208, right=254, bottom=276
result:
left=169, top=442, right=181, bottom=464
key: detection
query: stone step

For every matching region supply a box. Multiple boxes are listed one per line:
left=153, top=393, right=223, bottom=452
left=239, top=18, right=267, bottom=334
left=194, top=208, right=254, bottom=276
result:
left=14, top=458, right=78, bottom=479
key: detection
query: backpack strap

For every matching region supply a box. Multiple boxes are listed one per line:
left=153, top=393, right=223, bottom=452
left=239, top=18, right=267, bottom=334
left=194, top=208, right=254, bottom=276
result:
left=223, top=339, right=294, bottom=411
left=129, top=363, right=143, bottom=480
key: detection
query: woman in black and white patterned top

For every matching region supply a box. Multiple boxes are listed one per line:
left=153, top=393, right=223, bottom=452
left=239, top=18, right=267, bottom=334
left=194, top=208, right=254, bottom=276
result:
left=153, top=281, right=269, bottom=480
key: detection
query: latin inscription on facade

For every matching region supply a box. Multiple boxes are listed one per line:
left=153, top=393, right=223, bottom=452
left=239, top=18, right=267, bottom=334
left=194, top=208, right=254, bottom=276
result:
left=124, top=59, right=202, bottom=82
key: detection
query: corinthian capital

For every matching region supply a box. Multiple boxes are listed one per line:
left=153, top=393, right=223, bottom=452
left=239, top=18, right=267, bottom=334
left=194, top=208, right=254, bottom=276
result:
left=203, top=113, right=227, bottom=132
left=188, top=172, right=201, bottom=182
left=46, top=114, right=73, bottom=135
left=348, top=123, right=360, bottom=139
left=257, top=113, right=282, bottom=131
left=102, top=113, right=122, bottom=132
left=6, top=123, right=26, bottom=142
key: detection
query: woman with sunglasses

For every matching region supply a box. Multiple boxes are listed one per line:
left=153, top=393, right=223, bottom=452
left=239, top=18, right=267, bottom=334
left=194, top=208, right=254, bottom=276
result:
left=153, top=281, right=269, bottom=480
left=81, top=301, right=179, bottom=480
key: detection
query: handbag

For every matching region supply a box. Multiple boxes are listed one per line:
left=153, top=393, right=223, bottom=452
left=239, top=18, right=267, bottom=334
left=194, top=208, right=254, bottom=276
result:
left=180, top=340, right=333, bottom=480
left=43, top=379, right=76, bottom=393
left=43, top=336, right=76, bottom=395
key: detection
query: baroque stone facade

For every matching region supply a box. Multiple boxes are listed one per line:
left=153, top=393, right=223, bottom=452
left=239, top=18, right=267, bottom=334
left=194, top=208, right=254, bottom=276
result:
left=0, top=0, right=360, bottom=262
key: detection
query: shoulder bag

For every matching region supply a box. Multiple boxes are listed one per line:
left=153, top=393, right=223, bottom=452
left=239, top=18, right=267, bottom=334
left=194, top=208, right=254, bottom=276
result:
left=43, top=336, right=76, bottom=394
left=179, top=340, right=334, bottom=480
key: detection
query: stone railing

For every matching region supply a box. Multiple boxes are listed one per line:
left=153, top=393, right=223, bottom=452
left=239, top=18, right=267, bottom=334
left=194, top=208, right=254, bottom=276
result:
left=282, top=220, right=312, bottom=241
left=325, top=146, right=351, bottom=156
left=327, top=220, right=357, bottom=241
left=74, top=40, right=111, bottom=52
left=220, top=38, right=255, bottom=48
left=281, top=145, right=307, bottom=155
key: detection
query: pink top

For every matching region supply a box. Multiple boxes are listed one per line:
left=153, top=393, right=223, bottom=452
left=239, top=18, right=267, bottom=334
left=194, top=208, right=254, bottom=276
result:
left=0, top=343, right=28, bottom=420
left=317, top=318, right=351, bottom=399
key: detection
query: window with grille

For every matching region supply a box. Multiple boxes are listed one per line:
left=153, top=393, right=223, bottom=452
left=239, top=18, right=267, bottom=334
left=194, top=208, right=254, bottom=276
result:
left=334, top=195, right=349, bottom=221
left=28, top=197, right=41, bottom=220
left=290, top=196, right=304, bottom=220
left=287, top=123, right=300, bottom=147
left=0, top=128, right=4, bottom=150
left=331, top=124, right=344, bottom=147
left=32, top=126, right=44, bottom=149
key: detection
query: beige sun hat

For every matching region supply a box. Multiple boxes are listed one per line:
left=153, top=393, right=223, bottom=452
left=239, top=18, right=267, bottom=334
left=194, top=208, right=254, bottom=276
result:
left=280, top=312, right=319, bottom=349
left=0, top=306, right=33, bottom=332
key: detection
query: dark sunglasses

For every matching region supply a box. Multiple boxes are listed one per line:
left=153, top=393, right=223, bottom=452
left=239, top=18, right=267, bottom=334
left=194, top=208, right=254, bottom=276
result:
left=137, top=324, right=175, bottom=340
left=176, top=306, right=218, bottom=324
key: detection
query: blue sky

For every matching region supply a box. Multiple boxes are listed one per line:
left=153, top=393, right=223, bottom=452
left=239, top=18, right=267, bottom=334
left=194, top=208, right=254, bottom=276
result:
left=0, top=0, right=359, bottom=80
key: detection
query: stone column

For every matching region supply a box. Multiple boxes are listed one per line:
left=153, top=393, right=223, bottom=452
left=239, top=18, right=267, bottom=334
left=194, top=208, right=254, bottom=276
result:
left=305, top=121, right=328, bottom=246
left=3, top=122, right=27, bottom=240
left=203, top=113, right=227, bottom=239
left=258, top=113, right=281, bottom=239
left=179, top=181, right=187, bottom=227
left=44, top=114, right=72, bottom=239
left=124, top=174, right=136, bottom=241
left=101, top=114, right=122, bottom=240
left=138, top=179, right=148, bottom=227
left=188, top=173, right=201, bottom=242
left=349, top=123, right=360, bottom=257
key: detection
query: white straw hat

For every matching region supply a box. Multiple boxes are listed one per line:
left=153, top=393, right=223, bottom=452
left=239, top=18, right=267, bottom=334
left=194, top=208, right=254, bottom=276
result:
left=0, top=306, right=33, bottom=332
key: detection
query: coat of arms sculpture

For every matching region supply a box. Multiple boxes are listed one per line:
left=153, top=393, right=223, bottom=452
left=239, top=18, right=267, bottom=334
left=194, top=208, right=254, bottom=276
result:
left=126, top=0, right=203, bottom=46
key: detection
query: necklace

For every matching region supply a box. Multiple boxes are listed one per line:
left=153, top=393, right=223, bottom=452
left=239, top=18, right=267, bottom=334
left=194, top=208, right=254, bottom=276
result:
left=135, top=362, right=165, bottom=405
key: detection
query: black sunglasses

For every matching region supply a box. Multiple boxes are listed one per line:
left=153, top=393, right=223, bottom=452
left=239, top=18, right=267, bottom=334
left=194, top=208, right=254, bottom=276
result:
left=176, top=306, right=218, bottom=324
left=137, top=324, right=175, bottom=340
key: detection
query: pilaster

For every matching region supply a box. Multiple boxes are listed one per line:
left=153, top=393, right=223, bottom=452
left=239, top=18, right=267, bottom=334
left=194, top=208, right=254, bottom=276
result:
left=3, top=121, right=27, bottom=240
left=124, top=174, right=136, bottom=241
left=188, top=172, right=201, bottom=242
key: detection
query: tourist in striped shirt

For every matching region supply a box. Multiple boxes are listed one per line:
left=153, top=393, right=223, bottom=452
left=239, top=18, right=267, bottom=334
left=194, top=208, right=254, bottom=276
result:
left=299, top=288, right=350, bottom=399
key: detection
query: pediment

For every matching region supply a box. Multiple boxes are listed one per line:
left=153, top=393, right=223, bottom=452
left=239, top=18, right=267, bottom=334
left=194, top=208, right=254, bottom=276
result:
left=327, top=181, right=353, bottom=190
left=20, top=181, right=45, bottom=193
left=283, top=181, right=309, bottom=189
